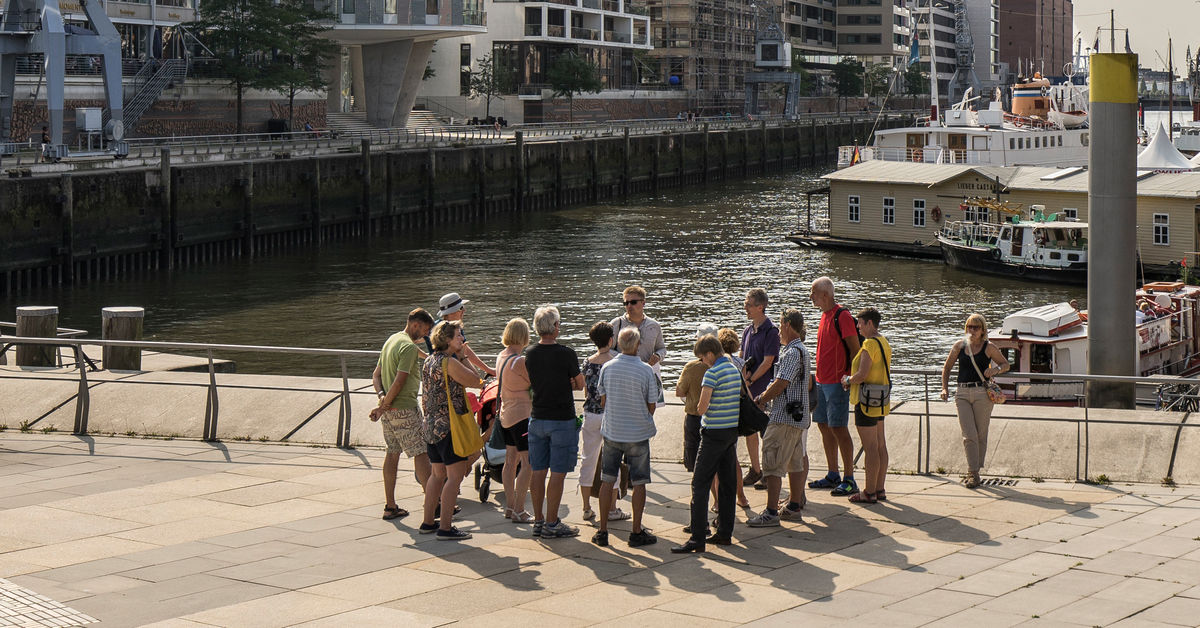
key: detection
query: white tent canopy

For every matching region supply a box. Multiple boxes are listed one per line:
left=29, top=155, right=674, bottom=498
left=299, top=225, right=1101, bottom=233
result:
left=1138, top=124, right=1196, bottom=172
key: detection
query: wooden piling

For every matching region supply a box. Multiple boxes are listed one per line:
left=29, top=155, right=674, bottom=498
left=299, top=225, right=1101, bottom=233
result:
left=15, top=306, right=58, bottom=367
left=101, top=306, right=143, bottom=371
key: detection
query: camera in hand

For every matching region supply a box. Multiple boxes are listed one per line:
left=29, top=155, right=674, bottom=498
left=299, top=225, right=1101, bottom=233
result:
left=785, top=400, right=806, bottom=420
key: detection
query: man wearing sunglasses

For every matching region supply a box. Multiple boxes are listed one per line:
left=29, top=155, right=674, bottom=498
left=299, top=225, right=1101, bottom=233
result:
left=609, top=285, right=667, bottom=376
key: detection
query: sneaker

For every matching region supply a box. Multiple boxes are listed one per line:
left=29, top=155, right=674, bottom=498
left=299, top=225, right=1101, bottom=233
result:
left=808, top=473, right=841, bottom=489
left=780, top=503, right=803, bottom=520
left=965, top=474, right=981, bottom=489
left=591, top=529, right=609, bottom=547
left=436, top=526, right=472, bottom=541
left=747, top=510, right=780, bottom=527
left=753, top=479, right=767, bottom=491
left=830, top=478, right=858, bottom=497
left=608, top=508, right=631, bottom=522
left=743, top=468, right=763, bottom=486
left=582, top=508, right=597, bottom=521
left=628, top=529, right=657, bottom=547
left=542, top=520, right=580, bottom=538
left=532, top=520, right=545, bottom=537
left=418, top=522, right=439, bottom=534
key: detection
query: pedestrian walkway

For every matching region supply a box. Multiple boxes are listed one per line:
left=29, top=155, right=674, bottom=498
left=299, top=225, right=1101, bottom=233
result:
left=2, top=433, right=1199, bottom=627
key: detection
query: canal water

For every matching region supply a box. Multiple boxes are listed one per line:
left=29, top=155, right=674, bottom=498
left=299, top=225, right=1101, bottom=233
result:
left=2, top=167, right=1086, bottom=396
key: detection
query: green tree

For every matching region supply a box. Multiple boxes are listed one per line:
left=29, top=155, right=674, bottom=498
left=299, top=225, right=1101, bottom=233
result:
left=469, top=52, right=515, bottom=119
left=903, top=63, right=928, bottom=96
left=831, top=58, right=864, bottom=101
left=257, top=0, right=337, bottom=130
left=865, top=63, right=893, bottom=99
left=546, top=51, right=603, bottom=121
left=189, top=0, right=285, bottom=133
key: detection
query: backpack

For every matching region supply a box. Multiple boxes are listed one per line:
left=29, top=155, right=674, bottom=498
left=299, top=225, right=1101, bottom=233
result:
left=831, top=306, right=864, bottom=374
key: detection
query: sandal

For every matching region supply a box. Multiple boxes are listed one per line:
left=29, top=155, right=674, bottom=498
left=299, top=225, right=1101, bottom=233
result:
left=511, top=510, right=535, bottom=523
left=876, top=490, right=887, bottom=502
left=848, top=491, right=877, bottom=504
left=504, top=508, right=514, bottom=519
left=808, top=474, right=840, bottom=489
left=737, top=499, right=751, bottom=508
left=382, top=505, right=409, bottom=520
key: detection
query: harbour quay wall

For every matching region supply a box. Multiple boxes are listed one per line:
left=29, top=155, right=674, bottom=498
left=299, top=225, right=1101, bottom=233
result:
left=0, top=116, right=910, bottom=294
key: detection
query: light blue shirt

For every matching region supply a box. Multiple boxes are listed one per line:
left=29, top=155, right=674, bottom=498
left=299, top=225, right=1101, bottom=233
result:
left=702, top=356, right=741, bottom=429
left=597, top=353, right=659, bottom=443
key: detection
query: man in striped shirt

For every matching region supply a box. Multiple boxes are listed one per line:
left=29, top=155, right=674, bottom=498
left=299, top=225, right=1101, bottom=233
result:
left=592, top=327, right=660, bottom=548
left=672, top=334, right=743, bottom=553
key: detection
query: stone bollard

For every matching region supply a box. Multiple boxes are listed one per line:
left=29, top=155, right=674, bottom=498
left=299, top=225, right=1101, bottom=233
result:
left=15, top=306, right=58, bottom=367
left=102, top=307, right=144, bottom=371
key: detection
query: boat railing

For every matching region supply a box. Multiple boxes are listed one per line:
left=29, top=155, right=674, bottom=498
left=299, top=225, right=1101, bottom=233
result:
left=838, top=144, right=984, bottom=166
left=940, top=220, right=1002, bottom=245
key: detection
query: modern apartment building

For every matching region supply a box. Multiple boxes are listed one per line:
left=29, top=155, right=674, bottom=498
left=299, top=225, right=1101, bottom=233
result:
left=420, top=0, right=651, bottom=121
left=997, top=0, right=1072, bottom=78
left=835, top=0, right=911, bottom=66
left=782, top=0, right=836, bottom=55
left=963, top=0, right=999, bottom=86
left=910, top=0, right=955, bottom=98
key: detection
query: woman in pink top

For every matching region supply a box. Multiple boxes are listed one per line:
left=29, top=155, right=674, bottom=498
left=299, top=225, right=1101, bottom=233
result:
left=496, top=318, right=535, bottom=523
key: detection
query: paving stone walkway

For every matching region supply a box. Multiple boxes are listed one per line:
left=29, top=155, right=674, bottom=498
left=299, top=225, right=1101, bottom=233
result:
left=3, top=433, right=1200, bottom=627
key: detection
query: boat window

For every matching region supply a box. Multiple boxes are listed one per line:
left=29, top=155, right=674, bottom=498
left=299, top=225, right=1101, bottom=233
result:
left=1000, top=347, right=1020, bottom=368
left=1000, top=227, right=1010, bottom=239
left=848, top=195, right=860, bottom=223
left=1068, top=254, right=1079, bottom=261
left=1009, top=138, right=1015, bottom=150
left=913, top=198, right=926, bottom=227
left=1035, top=137, right=1040, bottom=148
left=882, top=197, right=895, bottom=225
left=1030, top=344, right=1053, bottom=373
left=1082, top=133, right=1089, bottom=146
left=1057, top=134, right=1063, bottom=146
left=1049, top=252, right=1061, bottom=260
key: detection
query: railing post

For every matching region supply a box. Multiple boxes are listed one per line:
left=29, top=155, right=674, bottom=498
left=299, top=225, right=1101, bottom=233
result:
left=337, top=355, right=352, bottom=448
left=73, top=344, right=89, bottom=435
left=203, top=348, right=219, bottom=441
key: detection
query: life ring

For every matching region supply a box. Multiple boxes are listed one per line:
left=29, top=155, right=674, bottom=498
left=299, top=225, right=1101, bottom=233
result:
left=931, top=206, right=942, bottom=222
left=990, top=248, right=1001, bottom=260
left=911, top=148, right=923, bottom=162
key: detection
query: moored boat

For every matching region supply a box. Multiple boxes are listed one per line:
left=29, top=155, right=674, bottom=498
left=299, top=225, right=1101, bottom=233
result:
left=935, top=204, right=1087, bottom=285
left=991, top=283, right=1200, bottom=403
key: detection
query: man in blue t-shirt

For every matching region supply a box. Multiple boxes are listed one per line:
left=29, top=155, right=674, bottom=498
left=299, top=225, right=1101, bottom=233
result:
left=672, top=334, right=742, bottom=554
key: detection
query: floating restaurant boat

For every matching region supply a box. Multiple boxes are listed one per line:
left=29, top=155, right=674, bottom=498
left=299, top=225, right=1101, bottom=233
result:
left=936, top=203, right=1087, bottom=284
left=992, top=283, right=1200, bottom=403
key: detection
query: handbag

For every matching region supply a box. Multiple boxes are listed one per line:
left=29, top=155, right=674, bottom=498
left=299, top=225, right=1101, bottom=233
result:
left=738, top=372, right=770, bottom=436
left=588, top=457, right=631, bottom=499
left=966, top=341, right=1006, bottom=404
left=857, top=337, right=892, bottom=409
left=445, top=358, right=484, bottom=457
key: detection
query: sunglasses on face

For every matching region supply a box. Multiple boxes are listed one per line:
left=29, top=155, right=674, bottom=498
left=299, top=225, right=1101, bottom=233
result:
left=623, top=300, right=642, bottom=306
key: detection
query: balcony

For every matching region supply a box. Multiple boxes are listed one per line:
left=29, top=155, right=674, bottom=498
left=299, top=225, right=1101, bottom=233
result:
left=462, top=10, right=485, bottom=25
left=604, top=31, right=631, bottom=43
left=625, top=3, right=646, bottom=14
left=547, top=24, right=566, bottom=37
left=572, top=26, right=599, bottom=40
left=525, top=23, right=542, bottom=35
left=582, top=0, right=600, bottom=8
left=602, top=0, right=619, bottom=11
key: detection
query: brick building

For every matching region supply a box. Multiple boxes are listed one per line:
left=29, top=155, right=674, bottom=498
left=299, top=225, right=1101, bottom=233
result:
left=997, top=0, right=1072, bottom=78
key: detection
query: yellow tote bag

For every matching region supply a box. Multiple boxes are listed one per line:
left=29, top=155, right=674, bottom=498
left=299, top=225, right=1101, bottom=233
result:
left=444, top=359, right=483, bottom=458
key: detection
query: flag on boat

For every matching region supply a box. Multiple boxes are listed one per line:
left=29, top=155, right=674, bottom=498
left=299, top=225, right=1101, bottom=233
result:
left=909, top=31, right=920, bottom=67
left=851, top=145, right=862, bottom=165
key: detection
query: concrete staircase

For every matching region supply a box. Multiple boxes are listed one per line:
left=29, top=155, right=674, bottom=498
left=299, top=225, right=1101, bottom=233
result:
left=325, top=111, right=376, bottom=135
left=407, top=109, right=446, bottom=132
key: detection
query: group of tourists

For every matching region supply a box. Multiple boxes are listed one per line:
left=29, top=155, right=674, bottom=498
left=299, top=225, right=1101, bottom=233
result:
left=368, top=279, right=1011, bottom=550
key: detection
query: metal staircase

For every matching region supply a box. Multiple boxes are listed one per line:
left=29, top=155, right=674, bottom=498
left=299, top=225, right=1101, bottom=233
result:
left=103, top=59, right=187, bottom=134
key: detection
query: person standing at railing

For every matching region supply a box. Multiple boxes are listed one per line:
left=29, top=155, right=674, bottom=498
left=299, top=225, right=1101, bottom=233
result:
left=369, top=307, right=435, bottom=521
left=496, top=318, right=535, bottom=524
left=428, top=293, right=497, bottom=377
left=939, top=313, right=1010, bottom=489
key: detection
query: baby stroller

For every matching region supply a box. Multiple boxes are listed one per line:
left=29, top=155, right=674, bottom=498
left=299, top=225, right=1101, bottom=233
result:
left=472, top=379, right=508, bottom=503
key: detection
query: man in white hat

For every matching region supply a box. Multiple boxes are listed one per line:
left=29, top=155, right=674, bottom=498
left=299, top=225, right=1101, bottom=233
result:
left=435, top=292, right=496, bottom=377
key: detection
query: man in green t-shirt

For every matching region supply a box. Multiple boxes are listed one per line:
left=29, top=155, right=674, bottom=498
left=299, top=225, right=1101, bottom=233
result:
left=370, top=308, right=435, bottom=520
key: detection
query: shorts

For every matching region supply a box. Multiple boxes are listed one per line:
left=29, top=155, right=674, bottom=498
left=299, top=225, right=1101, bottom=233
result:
left=683, top=414, right=702, bottom=472
left=426, top=433, right=467, bottom=465
left=812, top=383, right=850, bottom=428
left=501, top=418, right=530, bottom=451
left=527, top=418, right=579, bottom=474
left=855, top=405, right=885, bottom=428
left=600, top=438, right=651, bottom=486
left=760, top=422, right=807, bottom=477
left=380, top=407, right=425, bottom=457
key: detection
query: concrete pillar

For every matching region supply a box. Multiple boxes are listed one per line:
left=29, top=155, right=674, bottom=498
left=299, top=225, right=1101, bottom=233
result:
left=350, top=46, right=366, bottom=112
left=359, top=39, right=434, bottom=128
left=15, top=306, right=57, bottom=367
left=160, top=148, right=174, bottom=270
left=101, top=307, right=143, bottom=371
left=1087, top=53, right=1139, bottom=409
left=326, top=47, right=345, bottom=114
